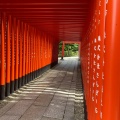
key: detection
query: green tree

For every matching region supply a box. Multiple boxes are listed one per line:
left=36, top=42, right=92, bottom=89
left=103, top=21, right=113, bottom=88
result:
left=58, top=42, right=78, bottom=57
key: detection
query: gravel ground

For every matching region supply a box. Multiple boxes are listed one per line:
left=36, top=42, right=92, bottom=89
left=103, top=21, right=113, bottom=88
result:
left=75, top=65, right=86, bottom=120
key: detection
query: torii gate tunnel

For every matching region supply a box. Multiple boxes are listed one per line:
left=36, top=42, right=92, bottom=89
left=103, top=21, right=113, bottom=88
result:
left=0, top=0, right=120, bottom=120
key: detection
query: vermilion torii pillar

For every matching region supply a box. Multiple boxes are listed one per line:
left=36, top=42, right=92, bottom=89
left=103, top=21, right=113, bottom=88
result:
left=102, top=0, right=120, bottom=119
left=61, top=41, right=65, bottom=60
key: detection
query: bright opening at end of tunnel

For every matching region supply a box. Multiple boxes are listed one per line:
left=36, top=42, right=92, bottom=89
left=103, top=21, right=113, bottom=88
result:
left=58, top=41, right=80, bottom=60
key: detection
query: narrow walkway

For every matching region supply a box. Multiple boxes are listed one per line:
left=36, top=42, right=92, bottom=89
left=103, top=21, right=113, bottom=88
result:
left=0, top=57, right=85, bottom=120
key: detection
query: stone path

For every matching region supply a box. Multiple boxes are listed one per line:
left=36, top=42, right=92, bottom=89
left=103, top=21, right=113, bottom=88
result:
left=0, top=57, right=85, bottom=120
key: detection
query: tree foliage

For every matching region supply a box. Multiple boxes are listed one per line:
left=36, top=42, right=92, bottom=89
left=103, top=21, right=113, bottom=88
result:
left=58, top=42, right=79, bottom=57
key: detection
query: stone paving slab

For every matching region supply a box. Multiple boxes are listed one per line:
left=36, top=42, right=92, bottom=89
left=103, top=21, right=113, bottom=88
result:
left=19, top=105, right=46, bottom=120
left=63, top=111, right=74, bottom=120
left=41, top=117, right=62, bottom=120
left=33, top=95, right=53, bottom=107
left=0, top=115, right=20, bottom=120
left=21, top=93, right=40, bottom=100
left=0, top=102, right=18, bottom=117
left=6, top=106, right=29, bottom=116
left=43, top=104, right=65, bottom=119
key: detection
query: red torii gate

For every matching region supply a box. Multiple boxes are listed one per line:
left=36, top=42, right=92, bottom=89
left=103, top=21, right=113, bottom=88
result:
left=61, top=41, right=81, bottom=59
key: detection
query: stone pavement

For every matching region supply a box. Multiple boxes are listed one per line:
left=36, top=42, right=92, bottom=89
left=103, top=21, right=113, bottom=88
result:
left=0, top=57, right=85, bottom=120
